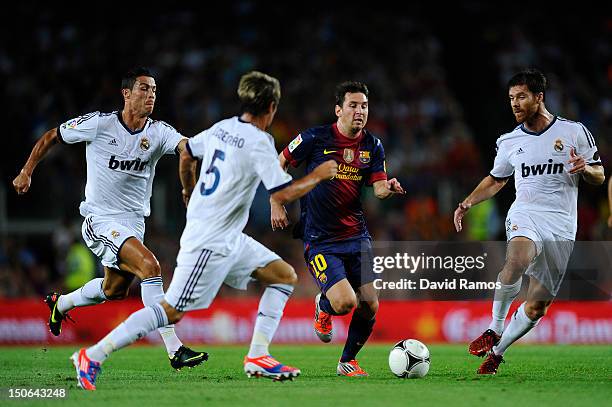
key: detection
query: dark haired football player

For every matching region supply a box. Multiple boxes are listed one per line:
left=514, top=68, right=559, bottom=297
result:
left=273, top=81, right=405, bottom=376
left=13, top=67, right=206, bottom=373
left=455, top=69, right=604, bottom=374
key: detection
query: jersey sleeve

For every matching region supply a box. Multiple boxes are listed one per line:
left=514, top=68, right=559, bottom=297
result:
left=57, top=112, right=100, bottom=144
left=489, top=138, right=514, bottom=179
left=185, top=129, right=209, bottom=159
left=281, top=130, right=316, bottom=167
left=577, top=123, right=602, bottom=165
left=367, top=138, right=388, bottom=185
left=253, top=135, right=293, bottom=192
left=159, top=121, right=185, bottom=156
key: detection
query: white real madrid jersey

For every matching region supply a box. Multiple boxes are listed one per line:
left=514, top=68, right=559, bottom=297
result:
left=490, top=116, right=601, bottom=240
left=180, top=116, right=292, bottom=255
left=58, top=111, right=184, bottom=218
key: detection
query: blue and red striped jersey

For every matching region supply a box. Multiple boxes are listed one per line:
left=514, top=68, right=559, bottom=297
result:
left=282, top=123, right=387, bottom=243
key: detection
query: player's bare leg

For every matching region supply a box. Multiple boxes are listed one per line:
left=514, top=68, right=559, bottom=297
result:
left=47, top=264, right=134, bottom=336
left=102, top=266, right=136, bottom=298
left=315, top=279, right=357, bottom=342
left=337, top=282, right=377, bottom=377
left=469, top=237, right=536, bottom=356
left=243, top=260, right=301, bottom=381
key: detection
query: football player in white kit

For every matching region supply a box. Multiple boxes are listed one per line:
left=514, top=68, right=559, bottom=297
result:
left=69, top=71, right=338, bottom=390
left=13, top=68, right=207, bottom=371
left=454, top=69, right=605, bottom=374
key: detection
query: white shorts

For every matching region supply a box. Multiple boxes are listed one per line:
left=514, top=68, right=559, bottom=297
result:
left=165, top=233, right=280, bottom=311
left=81, top=214, right=145, bottom=269
left=505, top=212, right=574, bottom=297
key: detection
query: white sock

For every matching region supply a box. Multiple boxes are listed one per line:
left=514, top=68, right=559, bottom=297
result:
left=57, top=278, right=106, bottom=314
left=488, top=276, right=522, bottom=334
left=86, top=303, right=168, bottom=363
left=141, top=277, right=183, bottom=356
left=248, top=284, right=293, bottom=358
left=492, top=302, right=539, bottom=356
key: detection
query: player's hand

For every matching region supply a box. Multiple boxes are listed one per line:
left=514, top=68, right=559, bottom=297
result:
left=13, top=171, right=31, bottom=195
left=386, top=178, right=406, bottom=194
left=181, top=188, right=192, bottom=207
left=314, top=160, right=338, bottom=181
left=608, top=214, right=612, bottom=228
left=270, top=200, right=289, bottom=231
left=454, top=202, right=471, bottom=232
left=568, top=147, right=586, bottom=174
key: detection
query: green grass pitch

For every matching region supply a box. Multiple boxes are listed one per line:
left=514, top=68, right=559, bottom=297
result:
left=0, top=344, right=610, bottom=407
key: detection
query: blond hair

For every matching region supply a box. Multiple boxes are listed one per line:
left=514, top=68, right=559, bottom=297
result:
left=237, top=71, right=281, bottom=115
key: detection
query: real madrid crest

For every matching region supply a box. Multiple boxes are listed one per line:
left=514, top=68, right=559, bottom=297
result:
left=553, top=139, right=563, bottom=152
left=343, top=148, right=354, bottom=163
left=140, top=137, right=150, bottom=151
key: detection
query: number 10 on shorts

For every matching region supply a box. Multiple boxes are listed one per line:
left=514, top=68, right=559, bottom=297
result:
left=309, top=254, right=328, bottom=284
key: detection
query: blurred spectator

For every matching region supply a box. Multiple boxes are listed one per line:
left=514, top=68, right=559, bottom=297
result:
left=1, top=4, right=609, bottom=298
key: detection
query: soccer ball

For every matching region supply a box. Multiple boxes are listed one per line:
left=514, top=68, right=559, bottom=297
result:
left=388, top=339, right=430, bottom=378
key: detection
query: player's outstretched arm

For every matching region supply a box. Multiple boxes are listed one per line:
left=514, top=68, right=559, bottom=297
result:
left=13, top=128, right=61, bottom=195
left=373, top=178, right=406, bottom=199
left=179, top=145, right=198, bottom=207
left=454, top=175, right=508, bottom=232
left=270, top=160, right=338, bottom=206
left=269, top=152, right=293, bottom=230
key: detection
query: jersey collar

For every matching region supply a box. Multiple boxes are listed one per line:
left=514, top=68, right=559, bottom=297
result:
left=520, top=116, right=557, bottom=136
left=332, top=123, right=364, bottom=144
left=117, top=110, right=149, bottom=135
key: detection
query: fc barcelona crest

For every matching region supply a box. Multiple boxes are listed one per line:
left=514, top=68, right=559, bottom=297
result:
left=359, top=151, right=371, bottom=163
left=343, top=148, right=354, bottom=163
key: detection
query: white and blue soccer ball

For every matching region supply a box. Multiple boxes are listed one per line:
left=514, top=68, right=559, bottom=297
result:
left=388, top=339, right=430, bottom=378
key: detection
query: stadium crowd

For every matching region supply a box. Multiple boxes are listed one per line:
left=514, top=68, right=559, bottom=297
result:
left=1, top=5, right=609, bottom=298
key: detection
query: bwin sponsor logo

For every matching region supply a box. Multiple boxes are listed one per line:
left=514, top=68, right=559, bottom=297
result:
left=108, top=155, right=149, bottom=171
left=521, top=159, right=563, bottom=177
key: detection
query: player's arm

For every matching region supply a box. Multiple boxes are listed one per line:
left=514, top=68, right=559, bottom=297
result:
left=13, top=127, right=61, bottom=195
left=579, top=163, right=605, bottom=185
left=278, top=152, right=290, bottom=171
left=454, top=175, right=508, bottom=232
left=455, top=136, right=513, bottom=232
left=373, top=178, right=405, bottom=199
left=572, top=125, right=604, bottom=185
left=175, top=138, right=188, bottom=155
left=568, top=147, right=604, bottom=185
left=368, top=139, right=403, bottom=200
left=270, top=134, right=311, bottom=229
left=269, top=152, right=293, bottom=230
left=179, top=143, right=198, bottom=207
left=270, top=160, right=337, bottom=206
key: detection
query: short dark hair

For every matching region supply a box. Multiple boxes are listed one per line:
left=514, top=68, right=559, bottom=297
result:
left=507, top=69, right=547, bottom=97
left=121, top=67, right=154, bottom=90
left=237, top=71, right=281, bottom=116
left=335, top=81, right=369, bottom=107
